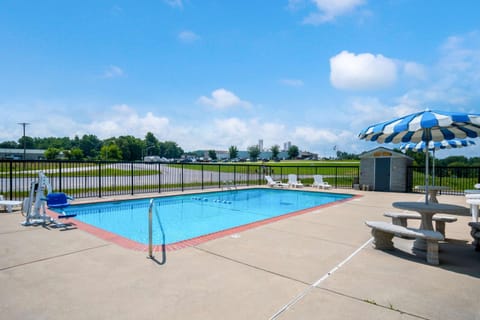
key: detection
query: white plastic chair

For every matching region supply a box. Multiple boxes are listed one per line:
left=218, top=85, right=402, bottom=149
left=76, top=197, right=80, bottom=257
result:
left=312, top=175, right=331, bottom=189
left=265, top=176, right=288, bottom=188
left=287, top=174, right=303, bottom=188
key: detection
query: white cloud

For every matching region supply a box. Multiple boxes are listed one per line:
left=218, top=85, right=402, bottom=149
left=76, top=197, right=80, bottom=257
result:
left=303, top=0, right=365, bottom=24
left=178, top=30, right=200, bottom=43
left=86, top=104, right=170, bottom=138
left=394, top=32, right=480, bottom=109
left=438, top=32, right=480, bottom=80
left=279, top=78, right=304, bottom=87
left=102, top=65, right=124, bottom=78
left=294, top=127, right=340, bottom=143
left=197, top=88, right=252, bottom=109
left=330, top=50, right=397, bottom=90
left=206, top=118, right=291, bottom=150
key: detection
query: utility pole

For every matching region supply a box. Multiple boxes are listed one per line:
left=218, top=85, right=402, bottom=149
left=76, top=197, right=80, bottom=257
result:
left=17, top=122, right=30, bottom=160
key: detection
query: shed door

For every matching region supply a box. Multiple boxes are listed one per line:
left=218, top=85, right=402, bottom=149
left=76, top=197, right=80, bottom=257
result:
left=375, top=158, right=390, bottom=191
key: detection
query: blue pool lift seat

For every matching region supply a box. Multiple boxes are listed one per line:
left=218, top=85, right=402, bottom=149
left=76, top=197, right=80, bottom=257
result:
left=45, top=192, right=76, bottom=219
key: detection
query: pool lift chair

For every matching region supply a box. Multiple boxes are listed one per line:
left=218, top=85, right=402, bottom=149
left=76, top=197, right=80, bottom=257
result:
left=21, top=171, right=76, bottom=227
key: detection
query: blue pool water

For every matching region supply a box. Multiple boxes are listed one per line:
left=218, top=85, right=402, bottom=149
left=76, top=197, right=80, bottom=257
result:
left=58, top=188, right=352, bottom=245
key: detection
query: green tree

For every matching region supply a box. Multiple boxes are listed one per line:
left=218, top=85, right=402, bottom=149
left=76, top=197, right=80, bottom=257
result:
left=116, top=135, right=143, bottom=161
left=18, top=136, right=34, bottom=149
left=163, top=141, right=183, bottom=159
left=270, top=145, right=280, bottom=160
left=287, top=145, right=299, bottom=160
left=144, top=132, right=160, bottom=156
left=79, top=134, right=102, bottom=159
left=402, top=149, right=427, bottom=166
left=44, top=147, right=61, bottom=160
left=68, top=147, right=84, bottom=160
left=228, top=145, right=238, bottom=159
left=100, top=143, right=122, bottom=161
left=208, top=150, right=217, bottom=160
left=0, top=141, right=18, bottom=148
left=33, top=137, right=71, bottom=149
left=247, top=145, right=261, bottom=161
left=335, top=150, right=360, bottom=160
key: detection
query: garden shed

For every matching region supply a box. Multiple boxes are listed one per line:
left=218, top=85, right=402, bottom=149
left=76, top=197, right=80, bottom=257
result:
left=359, top=147, right=413, bottom=192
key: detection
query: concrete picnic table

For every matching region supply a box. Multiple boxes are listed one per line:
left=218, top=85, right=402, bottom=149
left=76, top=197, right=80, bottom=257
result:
left=392, top=201, right=468, bottom=250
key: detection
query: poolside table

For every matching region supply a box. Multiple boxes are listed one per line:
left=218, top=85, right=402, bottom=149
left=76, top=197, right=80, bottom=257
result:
left=414, top=185, right=450, bottom=203
left=392, top=201, right=468, bottom=250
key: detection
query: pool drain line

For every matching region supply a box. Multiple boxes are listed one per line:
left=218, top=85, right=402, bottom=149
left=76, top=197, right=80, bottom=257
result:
left=269, top=237, right=373, bottom=320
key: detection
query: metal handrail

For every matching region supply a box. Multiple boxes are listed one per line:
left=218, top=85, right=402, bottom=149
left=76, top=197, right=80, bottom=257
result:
left=148, top=198, right=154, bottom=259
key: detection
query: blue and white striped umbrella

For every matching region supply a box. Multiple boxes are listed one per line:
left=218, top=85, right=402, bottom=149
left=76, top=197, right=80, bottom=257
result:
left=358, top=109, right=480, bottom=144
left=400, top=139, right=476, bottom=152
left=358, top=109, right=480, bottom=203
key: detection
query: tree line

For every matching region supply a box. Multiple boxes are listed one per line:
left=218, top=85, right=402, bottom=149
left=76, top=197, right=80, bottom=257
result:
left=398, top=149, right=480, bottom=167
left=0, top=132, right=183, bottom=161
left=3, top=133, right=478, bottom=165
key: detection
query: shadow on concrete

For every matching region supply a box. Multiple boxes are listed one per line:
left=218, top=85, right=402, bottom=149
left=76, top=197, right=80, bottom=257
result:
left=382, top=238, right=480, bottom=278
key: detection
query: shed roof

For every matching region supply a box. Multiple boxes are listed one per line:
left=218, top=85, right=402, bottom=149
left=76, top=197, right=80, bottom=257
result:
left=359, top=147, right=413, bottom=160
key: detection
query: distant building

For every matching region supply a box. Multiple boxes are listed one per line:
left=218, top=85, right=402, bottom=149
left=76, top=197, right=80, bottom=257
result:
left=298, top=151, right=318, bottom=160
left=283, top=141, right=291, bottom=152
left=258, top=139, right=264, bottom=152
left=0, top=148, right=45, bottom=160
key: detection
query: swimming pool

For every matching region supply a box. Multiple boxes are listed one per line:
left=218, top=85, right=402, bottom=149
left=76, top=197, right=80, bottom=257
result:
left=56, top=188, right=353, bottom=249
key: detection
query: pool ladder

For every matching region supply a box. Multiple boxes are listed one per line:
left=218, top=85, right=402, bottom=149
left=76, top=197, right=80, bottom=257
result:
left=148, top=199, right=154, bottom=259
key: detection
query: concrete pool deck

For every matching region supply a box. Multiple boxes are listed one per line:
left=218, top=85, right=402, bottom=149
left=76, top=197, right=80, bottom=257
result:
left=1, top=188, right=479, bottom=319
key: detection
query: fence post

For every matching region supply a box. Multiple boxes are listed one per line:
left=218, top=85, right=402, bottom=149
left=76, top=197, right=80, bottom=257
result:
left=234, top=164, right=236, bottom=185
left=158, top=163, right=162, bottom=193
left=335, top=167, right=338, bottom=188
left=98, top=162, right=102, bottom=198
left=201, top=164, right=204, bottom=189
left=131, top=162, right=134, bottom=195
left=218, top=165, right=221, bottom=188
left=9, top=161, right=13, bottom=199
left=246, top=165, right=249, bottom=186
left=58, top=161, right=62, bottom=192
left=181, top=163, right=184, bottom=192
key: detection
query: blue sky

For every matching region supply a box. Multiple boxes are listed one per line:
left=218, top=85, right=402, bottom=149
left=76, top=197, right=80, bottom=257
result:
left=1, top=0, right=480, bottom=158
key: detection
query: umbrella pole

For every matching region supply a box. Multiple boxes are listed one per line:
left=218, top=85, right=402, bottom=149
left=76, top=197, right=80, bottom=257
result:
left=432, top=149, right=435, bottom=186
left=425, top=147, right=429, bottom=204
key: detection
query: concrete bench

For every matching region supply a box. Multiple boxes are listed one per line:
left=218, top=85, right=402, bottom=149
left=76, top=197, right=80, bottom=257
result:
left=383, top=211, right=457, bottom=237
left=365, top=221, right=444, bottom=265
left=468, top=222, right=480, bottom=251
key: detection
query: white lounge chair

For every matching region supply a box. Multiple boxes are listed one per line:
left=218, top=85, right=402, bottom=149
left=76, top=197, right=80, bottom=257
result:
left=265, top=176, right=288, bottom=188
left=287, top=174, right=303, bottom=188
left=312, top=175, right=331, bottom=189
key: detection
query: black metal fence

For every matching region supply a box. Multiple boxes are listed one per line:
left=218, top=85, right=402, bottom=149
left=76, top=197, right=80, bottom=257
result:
left=408, top=166, right=480, bottom=195
left=2, top=160, right=477, bottom=201
left=0, top=160, right=360, bottom=200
